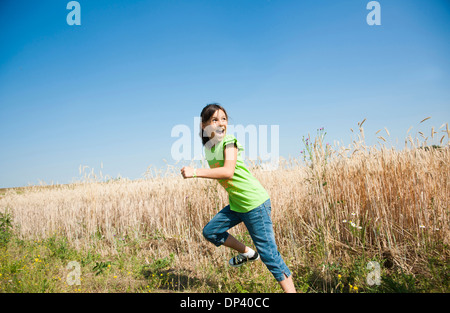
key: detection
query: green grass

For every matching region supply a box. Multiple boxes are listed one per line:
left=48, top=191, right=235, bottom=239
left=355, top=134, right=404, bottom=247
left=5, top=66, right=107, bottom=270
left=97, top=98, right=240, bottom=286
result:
left=1, top=230, right=448, bottom=293
left=1, top=204, right=448, bottom=293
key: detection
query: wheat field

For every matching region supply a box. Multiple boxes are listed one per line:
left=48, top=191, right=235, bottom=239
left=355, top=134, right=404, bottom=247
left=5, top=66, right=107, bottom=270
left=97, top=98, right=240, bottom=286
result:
left=1, top=124, right=449, bottom=292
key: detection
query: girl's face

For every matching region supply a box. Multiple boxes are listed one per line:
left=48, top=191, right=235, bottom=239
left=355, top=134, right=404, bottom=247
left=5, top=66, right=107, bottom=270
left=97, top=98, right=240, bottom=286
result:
left=202, top=109, right=228, bottom=143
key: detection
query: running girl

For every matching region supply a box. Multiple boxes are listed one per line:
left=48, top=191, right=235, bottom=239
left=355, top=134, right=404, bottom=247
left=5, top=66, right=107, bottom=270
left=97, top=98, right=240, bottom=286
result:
left=180, top=103, right=296, bottom=293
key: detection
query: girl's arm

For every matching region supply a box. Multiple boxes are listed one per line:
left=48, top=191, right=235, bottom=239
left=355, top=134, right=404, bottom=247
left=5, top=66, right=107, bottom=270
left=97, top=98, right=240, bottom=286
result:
left=181, top=144, right=237, bottom=180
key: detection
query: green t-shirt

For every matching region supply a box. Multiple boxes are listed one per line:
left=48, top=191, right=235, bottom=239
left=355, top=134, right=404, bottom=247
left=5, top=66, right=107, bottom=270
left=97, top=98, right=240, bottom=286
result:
left=204, top=134, right=270, bottom=213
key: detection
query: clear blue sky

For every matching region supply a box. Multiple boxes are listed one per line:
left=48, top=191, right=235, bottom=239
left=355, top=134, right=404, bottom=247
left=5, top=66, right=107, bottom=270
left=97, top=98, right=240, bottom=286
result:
left=1, top=0, right=449, bottom=188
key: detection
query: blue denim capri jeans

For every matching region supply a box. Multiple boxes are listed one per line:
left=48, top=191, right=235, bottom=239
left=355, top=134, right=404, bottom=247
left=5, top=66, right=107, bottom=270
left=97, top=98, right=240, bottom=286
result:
left=202, top=199, right=291, bottom=282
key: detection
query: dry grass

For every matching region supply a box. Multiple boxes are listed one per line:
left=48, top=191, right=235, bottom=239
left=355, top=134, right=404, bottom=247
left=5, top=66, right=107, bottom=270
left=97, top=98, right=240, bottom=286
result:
left=1, top=123, right=449, bottom=292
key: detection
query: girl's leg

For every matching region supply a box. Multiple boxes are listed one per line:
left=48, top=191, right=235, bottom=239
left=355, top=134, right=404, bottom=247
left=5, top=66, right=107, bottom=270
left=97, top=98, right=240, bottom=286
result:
left=202, top=205, right=242, bottom=248
left=203, top=206, right=254, bottom=259
left=279, top=274, right=296, bottom=293
left=223, top=233, right=247, bottom=253
left=242, top=199, right=296, bottom=293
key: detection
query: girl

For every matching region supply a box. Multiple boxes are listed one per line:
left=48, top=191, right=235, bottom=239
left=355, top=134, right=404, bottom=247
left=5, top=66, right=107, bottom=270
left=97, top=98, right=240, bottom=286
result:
left=180, top=103, right=296, bottom=293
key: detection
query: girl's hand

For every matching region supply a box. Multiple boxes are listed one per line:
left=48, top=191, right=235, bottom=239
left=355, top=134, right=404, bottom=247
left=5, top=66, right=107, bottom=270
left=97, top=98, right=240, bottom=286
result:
left=181, top=166, right=195, bottom=179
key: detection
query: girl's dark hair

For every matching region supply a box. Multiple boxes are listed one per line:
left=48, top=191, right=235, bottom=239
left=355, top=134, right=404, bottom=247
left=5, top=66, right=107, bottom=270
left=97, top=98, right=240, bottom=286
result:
left=199, top=103, right=228, bottom=146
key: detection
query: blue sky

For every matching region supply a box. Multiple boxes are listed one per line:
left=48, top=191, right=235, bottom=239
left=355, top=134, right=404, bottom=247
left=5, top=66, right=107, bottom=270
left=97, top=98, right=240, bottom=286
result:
left=1, top=0, right=449, bottom=188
